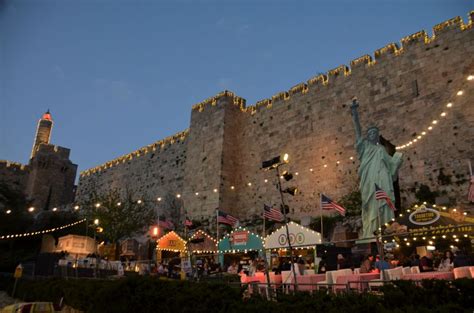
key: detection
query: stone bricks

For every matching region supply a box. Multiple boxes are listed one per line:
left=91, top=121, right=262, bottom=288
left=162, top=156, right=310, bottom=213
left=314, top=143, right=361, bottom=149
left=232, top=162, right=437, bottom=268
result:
left=76, top=14, right=474, bottom=223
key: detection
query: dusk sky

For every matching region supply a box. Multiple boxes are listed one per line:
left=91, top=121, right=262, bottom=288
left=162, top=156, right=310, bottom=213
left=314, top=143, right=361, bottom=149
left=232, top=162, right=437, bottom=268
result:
left=0, top=0, right=470, bottom=176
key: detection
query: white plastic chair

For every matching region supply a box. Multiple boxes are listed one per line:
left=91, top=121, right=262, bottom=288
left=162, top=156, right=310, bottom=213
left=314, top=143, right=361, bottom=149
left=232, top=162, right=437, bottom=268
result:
left=411, top=266, right=420, bottom=274
left=316, top=270, right=334, bottom=288
left=453, top=266, right=471, bottom=279
left=387, top=267, right=403, bottom=280
left=469, top=267, right=474, bottom=279
left=354, top=268, right=360, bottom=274
left=304, top=269, right=315, bottom=275
left=402, top=267, right=411, bottom=275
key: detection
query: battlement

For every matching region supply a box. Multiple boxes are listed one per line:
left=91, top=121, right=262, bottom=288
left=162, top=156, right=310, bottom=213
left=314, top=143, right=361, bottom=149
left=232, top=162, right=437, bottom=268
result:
left=0, top=160, right=28, bottom=171
left=33, top=144, right=71, bottom=159
left=80, top=129, right=190, bottom=177
left=191, top=90, right=246, bottom=113
left=242, top=11, right=473, bottom=115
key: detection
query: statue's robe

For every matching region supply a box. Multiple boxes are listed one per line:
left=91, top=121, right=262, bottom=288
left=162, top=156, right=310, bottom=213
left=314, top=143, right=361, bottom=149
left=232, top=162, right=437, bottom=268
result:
left=356, top=138, right=403, bottom=239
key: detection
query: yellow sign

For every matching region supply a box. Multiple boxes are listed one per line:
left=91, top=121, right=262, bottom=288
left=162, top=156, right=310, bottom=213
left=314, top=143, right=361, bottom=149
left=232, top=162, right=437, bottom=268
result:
left=14, top=264, right=22, bottom=278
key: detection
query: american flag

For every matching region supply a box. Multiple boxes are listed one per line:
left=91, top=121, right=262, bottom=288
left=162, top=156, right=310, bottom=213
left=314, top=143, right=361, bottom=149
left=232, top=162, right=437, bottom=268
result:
left=375, top=184, right=396, bottom=211
left=184, top=218, right=193, bottom=227
left=217, top=210, right=238, bottom=226
left=263, top=204, right=284, bottom=222
left=158, top=219, right=174, bottom=229
left=321, top=194, right=346, bottom=216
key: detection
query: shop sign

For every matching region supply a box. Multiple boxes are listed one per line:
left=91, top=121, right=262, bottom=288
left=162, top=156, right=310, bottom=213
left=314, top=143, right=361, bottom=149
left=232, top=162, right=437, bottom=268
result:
left=409, top=207, right=440, bottom=226
left=277, top=232, right=305, bottom=246
left=231, top=231, right=248, bottom=246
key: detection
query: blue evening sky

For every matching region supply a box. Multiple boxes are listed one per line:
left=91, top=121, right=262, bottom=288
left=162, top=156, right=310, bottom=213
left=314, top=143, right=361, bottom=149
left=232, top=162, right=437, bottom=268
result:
left=0, top=0, right=470, bottom=175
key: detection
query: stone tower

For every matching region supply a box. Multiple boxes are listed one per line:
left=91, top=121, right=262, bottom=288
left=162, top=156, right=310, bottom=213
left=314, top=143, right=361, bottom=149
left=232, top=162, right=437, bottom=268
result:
left=31, top=110, right=53, bottom=159
left=25, top=110, right=77, bottom=210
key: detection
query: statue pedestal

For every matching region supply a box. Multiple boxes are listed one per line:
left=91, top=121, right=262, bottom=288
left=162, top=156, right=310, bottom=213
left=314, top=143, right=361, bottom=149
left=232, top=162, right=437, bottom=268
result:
left=331, top=225, right=358, bottom=248
left=352, top=239, right=378, bottom=256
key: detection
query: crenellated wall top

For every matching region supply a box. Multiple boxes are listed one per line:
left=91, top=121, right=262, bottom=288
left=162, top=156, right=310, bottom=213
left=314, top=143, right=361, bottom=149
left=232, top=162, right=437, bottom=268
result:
left=79, top=129, right=189, bottom=177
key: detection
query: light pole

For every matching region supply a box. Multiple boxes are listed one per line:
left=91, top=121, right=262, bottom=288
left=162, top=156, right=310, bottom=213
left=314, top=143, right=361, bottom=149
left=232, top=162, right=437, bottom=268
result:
left=262, top=153, right=299, bottom=291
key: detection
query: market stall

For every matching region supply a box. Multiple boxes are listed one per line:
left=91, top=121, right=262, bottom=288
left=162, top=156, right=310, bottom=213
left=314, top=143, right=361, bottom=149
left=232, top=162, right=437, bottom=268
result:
left=187, top=230, right=218, bottom=255
left=156, top=231, right=187, bottom=263
left=383, top=204, right=473, bottom=254
left=218, top=227, right=265, bottom=272
left=264, top=221, right=322, bottom=273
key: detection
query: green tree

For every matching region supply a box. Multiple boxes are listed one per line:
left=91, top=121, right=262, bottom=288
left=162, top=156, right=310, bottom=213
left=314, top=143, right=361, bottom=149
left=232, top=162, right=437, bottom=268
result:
left=338, top=190, right=362, bottom=216
left=80, top=189, right=156, bottom=259
left=0, top=183, right=36, bottom=271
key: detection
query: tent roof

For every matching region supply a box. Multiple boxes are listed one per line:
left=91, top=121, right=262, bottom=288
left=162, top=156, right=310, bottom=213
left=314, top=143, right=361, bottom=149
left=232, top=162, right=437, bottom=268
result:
left=157, top=231, right=187, bottom=252
left=264, top=221, right=322, bottom=249
left=218, top=227, right=264, bottom=252
left=187, top=230, right=218, bottom=253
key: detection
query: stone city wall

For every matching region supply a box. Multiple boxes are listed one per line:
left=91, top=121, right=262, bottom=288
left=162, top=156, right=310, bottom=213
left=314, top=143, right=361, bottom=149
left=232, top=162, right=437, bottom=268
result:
left=77, top=13, right=474, bottom=221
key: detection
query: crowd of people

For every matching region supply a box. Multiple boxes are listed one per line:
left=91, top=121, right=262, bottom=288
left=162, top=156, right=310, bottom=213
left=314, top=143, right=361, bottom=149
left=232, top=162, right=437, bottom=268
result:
left=320, top=249, right=472, bottom=274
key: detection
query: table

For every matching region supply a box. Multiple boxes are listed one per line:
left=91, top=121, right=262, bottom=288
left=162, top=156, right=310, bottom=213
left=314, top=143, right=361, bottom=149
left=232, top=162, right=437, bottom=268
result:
left=335, top=273, right=380, bottom=292
left=401, top=272, right=454, bottom=281
left=296, top=274, right=326, bottom=292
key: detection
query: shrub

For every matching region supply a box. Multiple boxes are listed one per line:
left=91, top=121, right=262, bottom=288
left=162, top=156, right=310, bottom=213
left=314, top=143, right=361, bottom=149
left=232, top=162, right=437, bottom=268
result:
left=0, top=276, right=472, bottom=313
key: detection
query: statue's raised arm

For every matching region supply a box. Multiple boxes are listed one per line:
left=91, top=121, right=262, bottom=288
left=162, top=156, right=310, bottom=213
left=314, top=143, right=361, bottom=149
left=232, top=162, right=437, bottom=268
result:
left=350, top=98, right=362, bottom=141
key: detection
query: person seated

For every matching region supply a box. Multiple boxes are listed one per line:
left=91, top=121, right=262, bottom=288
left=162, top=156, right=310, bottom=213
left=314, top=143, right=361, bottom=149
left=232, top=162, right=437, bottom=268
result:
left=317, top=256, right=328, bottom=274
left=438, top=250, right=454, bottom=272
left=419, top=252, right=434, bottom=272
left=359, top=254, right=374, bottom=273
left=374, top=256, right=391, bottom=272
left=227, top=262, right=238, bottom=275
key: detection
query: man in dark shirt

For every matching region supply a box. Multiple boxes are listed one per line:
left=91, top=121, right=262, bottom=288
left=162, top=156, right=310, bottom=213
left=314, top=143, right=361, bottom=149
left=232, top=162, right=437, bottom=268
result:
left=420, top=252, right=434, bottom=272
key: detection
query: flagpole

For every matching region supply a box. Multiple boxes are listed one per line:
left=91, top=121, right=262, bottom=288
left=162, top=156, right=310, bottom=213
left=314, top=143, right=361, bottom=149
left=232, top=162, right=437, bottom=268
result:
left=263, top=212, right=266, bottom=238
left=216, top=209, right=219, bottom=241
left=320, top=193, right=324, bottom=243
left=469, top=160, right=473, bottom=176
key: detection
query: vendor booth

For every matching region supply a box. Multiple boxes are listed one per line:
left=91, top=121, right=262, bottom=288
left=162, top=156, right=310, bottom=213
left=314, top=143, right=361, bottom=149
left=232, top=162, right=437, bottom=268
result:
left=156, top=231, right=187, bottom=262
left=218, top=227, right=264, bottom=272
left=187, top=230, right=218, bottom=255
left=264, top=221, right=322, bottom=273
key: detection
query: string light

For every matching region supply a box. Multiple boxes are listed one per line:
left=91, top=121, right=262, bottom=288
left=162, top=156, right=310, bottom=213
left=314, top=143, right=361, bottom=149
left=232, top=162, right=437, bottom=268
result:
left=28, top=207, right=35, bottom=212
left=0, top=219, right=86, bottom=240
left=396, top=76, right=471, bottom=150
left=6, top=210, right=11, bottom=214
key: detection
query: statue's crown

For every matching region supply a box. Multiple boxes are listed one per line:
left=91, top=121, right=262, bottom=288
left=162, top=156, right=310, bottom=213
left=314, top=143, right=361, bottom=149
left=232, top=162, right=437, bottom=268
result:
left=367, top=125, right=379, bottom=132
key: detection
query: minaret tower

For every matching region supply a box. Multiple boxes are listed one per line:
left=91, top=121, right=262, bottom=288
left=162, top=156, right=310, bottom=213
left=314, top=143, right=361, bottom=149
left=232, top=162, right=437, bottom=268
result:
left=30, top=110, right=53, bottom=159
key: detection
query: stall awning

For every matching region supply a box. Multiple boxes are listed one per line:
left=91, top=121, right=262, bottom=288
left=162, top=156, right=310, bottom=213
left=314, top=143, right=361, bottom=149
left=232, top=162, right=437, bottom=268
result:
left=218, top=228, right=264, bottom=253
left=264, top=221, right=322, bottom=250
left=384, top=205, right=473, bottom=238
left=157, top=231, right=187, bottom=252
left=187, top=230, right=217, bottom=254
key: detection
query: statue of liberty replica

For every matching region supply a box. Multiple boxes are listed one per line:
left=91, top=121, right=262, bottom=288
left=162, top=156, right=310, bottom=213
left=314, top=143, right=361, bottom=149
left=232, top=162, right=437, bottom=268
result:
left=350, top=98, right=403, bottom=239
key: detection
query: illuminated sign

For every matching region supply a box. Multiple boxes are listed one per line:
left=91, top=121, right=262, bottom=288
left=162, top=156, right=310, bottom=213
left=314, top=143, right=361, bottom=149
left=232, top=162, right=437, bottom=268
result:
left=409, top=207, right=440, bottom=226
